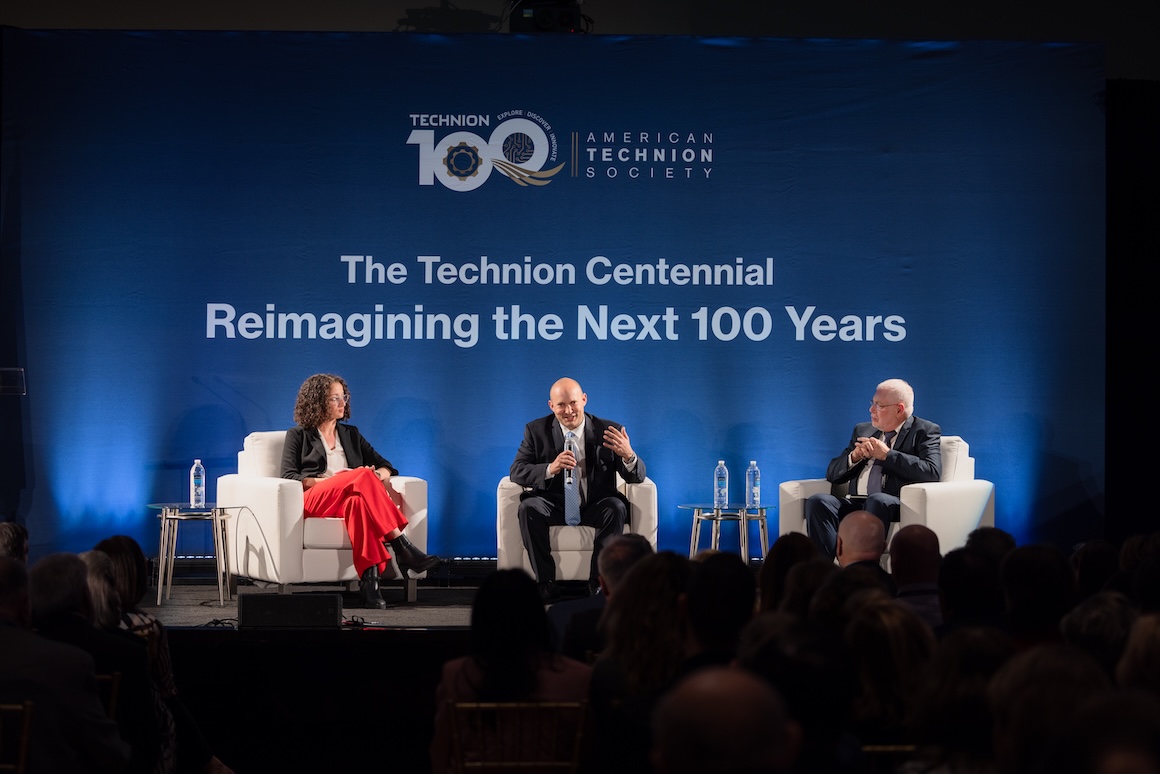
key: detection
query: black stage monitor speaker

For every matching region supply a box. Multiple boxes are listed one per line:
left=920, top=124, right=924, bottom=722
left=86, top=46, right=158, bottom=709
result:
left=238, top=593, right=343, bottom=630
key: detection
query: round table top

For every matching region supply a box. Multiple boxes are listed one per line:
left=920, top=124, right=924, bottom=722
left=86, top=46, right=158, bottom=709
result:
left=678, top=503, right=768, bottom=512
left=147, top=503, right=236, bottom=517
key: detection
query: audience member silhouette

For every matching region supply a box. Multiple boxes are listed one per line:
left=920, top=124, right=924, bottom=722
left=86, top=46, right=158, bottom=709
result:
left=901, top=625, right=1014, bottom=773
left=1033, top=689, right=1160, bottom=774
left=429, top=568, right=591, bottom=774
left=964, top=527, right=1016, bottom=568
left=589, top=551, right=692, bottom=774
left=549, top=532, right=653, bottom=662
left=652, top=667, right=801, bottom=774
left=757, top=532, right=816, bottom=614
left=1000, top=544, right=1077, bottom=648
left=94, top=535, right=233, bottom=774
left=0, top=521, right=29, bottom=562
left=988, top=644, right=1111, bottom=774
left=844, top=596, right=935, bottom=744
left=0, top=556, right=130, bottom=774
left=1060, top=591, right=1139, bottom=679
left=29, top=553, right=166, bottom=774
left=936, top=546, right=1006, bottom=636
left=778, top=557, right=838, bottom=621
left=738, top=612, right=860, bottom=773
left=1115, top=612, right=1160, bottom=695
left=890, top=524, right=942, bottom=629
left=679, top=551, right=756, bottom=673
left=835, top=510, right=895, bottom=594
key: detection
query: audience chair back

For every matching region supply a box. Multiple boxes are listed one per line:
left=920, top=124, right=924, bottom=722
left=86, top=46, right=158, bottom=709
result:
left=447, top=700, right=587, bottom=773
left=0, top=701, right=33, bottom=774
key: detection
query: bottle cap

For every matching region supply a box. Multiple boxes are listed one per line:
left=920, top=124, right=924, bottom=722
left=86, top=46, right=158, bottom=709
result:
left=717, top=459, right=724, bottom=464
left=750, top=460, right=756, bottom=465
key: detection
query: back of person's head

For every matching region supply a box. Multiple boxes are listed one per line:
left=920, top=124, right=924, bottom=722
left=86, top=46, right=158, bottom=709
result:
left=736, top=613, right=854, bottom=772
left=1060, top=591, right=1139, bottom=678
left=1118, top=532, right=1160, bottom=576
left=0, top=556, right=31, bottom=624
left=1000, top=544, right=1077, bottom=640
left=602, top=551, right=692, bottom=695
left=685, top=551, right=755, bottom=656
left=79, top=550, right=123, bottom=631
left=844, top=596, right=936, bottom=732
left=652, top=667, right=799, bottom=774
left=988, top=644, right=1112, bottom=774
left=28, top=552, right=91, bottom=623
left=757, top=532, right=816, bottom=613
left=1132, top=553, right=1160, bottom=613
left=909, top=626, right=1015, bottom=761
left=836, top=511, right=885, bottom=566
left=939, top=546, right=1004, bottom=627
left=470, top=569, right=553, bottom=701
left=809, top=565, right=890, bottom=639
left=596, top=532, right=654, bottom=595
left=0, top=522, right=30, bottom=563
left=778, top=557, right=838, bottom=621
left=890, top=524, right=941, bottom=587
left=966, top=527, right=1016, bottom=568
left=1116, top=613, right=1160, bottom=694
left=93, top=535, right=149, bottom=611
left=1069, top=540, right=1119, bottom=599
left=1033, top=689, right=1160, bottom=774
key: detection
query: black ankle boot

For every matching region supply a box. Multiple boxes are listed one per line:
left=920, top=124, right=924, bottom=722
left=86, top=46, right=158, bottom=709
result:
left=359, top=566, right=387, bottom=609
left=387, top=534, right=441, bottom=575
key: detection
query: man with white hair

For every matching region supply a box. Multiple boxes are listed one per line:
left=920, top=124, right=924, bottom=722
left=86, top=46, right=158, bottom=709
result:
left=805, top=379, right=942, bottom=559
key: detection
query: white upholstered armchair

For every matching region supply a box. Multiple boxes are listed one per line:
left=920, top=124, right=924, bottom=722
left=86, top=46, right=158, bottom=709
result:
left=496, top=476, right=658, bottom=580
left=217, top=430, right=430, bottom=600
left=778, top=435, right=995, bottom=554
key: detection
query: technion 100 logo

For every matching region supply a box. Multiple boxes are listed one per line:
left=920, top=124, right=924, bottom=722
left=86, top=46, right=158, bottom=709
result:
left=408, top=110, right=564, bottom=193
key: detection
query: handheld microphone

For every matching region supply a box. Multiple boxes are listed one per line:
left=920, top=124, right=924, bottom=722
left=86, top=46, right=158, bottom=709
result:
left=564, top=436, right=576, bottom=486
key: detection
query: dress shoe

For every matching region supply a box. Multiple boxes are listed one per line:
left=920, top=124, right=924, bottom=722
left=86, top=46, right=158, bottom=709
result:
left=359, top=566, right=387, bottom=610
left=387, top=533, right=442, bottom=575
left=588, top=578, right=601, bottom=597
left=538, top=580, right=561, bottom=605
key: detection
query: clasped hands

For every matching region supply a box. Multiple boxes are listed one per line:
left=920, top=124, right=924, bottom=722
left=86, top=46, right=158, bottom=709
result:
left=548, top=426, right=635, bottom=476
left=851, top=435, right=890, bottom=464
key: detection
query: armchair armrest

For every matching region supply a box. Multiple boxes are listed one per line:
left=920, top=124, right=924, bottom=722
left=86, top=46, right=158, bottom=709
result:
left=622, top=477, right=658, bottom=547
left=778, top=479, right=832, bottom=536
left=218, top=473, right=307, bottom=585
left=899, top=479, right=995, bottom=553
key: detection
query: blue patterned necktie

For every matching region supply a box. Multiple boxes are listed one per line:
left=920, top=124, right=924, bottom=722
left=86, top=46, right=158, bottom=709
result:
left=866, top=431, right=897, bottom=495
left=564, top=431, right=581, bottom=526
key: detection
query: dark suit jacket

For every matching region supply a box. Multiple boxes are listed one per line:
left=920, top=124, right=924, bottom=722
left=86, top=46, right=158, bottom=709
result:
left=0, top=620, right=130, bottom=774
left=35, top=614, right=162, bottom=774
left=280, top=423, right=397, bottom=481
left=825, top=415, right=942, bottom=497
left=509, top=412, right=645, bottom=506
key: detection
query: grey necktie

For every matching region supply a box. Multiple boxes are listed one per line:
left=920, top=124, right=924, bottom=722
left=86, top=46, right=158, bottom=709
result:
left=564, top=432, right=581, bottom=526
left=866, top=431, right=897, bottom=495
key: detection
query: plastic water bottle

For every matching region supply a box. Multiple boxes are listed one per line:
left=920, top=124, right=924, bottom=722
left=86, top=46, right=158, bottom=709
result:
left=190, top=459, right=206, bottom=508
left=713, top=460, right=728, bottom=508
left=745, top=460, right=761, bottom=509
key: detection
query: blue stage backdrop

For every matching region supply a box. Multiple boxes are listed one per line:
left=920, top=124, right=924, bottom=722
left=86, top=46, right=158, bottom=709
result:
left=2, top=29, right=1105, bottom=557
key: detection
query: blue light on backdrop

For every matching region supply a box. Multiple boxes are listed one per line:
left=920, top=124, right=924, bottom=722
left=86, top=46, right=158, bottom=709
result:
left=2, top=29, right=1104, bottom=557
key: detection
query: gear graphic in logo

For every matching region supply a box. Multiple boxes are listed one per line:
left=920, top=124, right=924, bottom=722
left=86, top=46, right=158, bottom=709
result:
left=501, top=132, right=535, bottom=165
left=443, top=142, right=482, bottom=180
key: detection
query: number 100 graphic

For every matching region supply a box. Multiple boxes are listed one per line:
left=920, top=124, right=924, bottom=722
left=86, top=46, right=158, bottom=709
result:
left=408, top=117, right=566, bottom=192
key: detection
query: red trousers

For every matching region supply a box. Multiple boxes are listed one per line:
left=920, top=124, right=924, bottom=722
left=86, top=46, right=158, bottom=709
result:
left=303, top=467, right=408, bottom=576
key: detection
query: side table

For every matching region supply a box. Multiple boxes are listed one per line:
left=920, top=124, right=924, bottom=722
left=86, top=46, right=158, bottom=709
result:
left=149, top=503, right=236, bottom=606
left=679, top=503, right=771, bottom=565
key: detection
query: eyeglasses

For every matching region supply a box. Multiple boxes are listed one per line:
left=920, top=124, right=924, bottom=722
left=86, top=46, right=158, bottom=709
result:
left=869, top=401, right=899, bottom=410
left=327, top=395, right=350, bottom=405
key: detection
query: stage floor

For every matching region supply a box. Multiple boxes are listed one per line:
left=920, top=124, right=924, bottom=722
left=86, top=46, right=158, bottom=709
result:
left=149, top=582, right=475, bottom=629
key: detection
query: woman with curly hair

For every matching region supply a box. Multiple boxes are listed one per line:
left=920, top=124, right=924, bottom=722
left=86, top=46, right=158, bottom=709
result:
left=281, top=373, right=440, bottom=609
